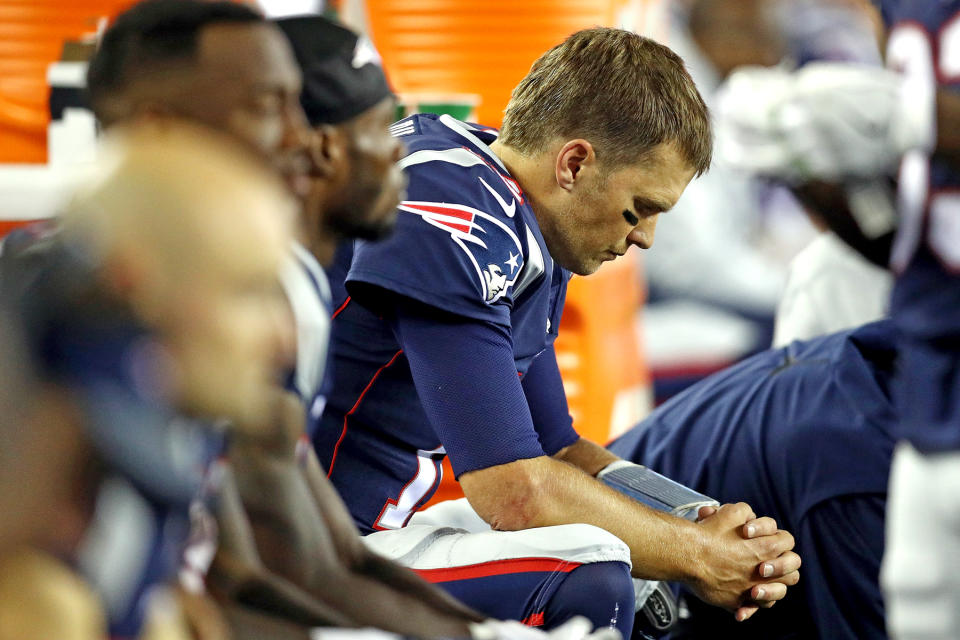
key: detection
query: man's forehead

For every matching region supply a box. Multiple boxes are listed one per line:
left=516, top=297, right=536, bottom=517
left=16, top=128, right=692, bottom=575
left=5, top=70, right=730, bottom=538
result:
left=185, top=190, right=291, bottom=276
left=614, top=155, right=695, bottom=211
left=197, top=22, right=301, bottom=88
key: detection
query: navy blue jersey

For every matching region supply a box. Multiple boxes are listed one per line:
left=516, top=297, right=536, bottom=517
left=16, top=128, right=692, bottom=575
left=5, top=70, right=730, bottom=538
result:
left=609, top=322, right=898, bottom=639
left=881, top=1, right=960, bottom=451
left=315, top=114, right=575, bottom=532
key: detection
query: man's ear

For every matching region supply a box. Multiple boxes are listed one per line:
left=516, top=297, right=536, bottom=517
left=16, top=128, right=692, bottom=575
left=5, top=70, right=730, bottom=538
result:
left=308, top=124, right=346, bottom=179
left=555, top=139, right=596, bottom=191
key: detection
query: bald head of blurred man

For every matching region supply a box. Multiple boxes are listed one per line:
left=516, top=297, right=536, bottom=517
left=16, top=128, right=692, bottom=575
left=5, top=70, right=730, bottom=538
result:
left=63, top=120, right=298, bottom=430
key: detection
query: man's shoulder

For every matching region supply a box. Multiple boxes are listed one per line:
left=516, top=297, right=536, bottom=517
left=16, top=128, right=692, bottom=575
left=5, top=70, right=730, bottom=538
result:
left=374, top=116, right=539, bottom=307
left=394, top=116, right=529, bottom=233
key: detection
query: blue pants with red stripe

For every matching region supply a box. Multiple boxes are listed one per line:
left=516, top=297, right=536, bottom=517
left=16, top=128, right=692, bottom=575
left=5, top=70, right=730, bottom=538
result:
left=418, top=559, right=635, bottom=636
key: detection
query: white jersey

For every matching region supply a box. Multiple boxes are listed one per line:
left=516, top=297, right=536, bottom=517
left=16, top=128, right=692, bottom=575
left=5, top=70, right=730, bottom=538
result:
left=280, top=242, right=332, bottom=414
left=774, top=232, right=891, bottom=347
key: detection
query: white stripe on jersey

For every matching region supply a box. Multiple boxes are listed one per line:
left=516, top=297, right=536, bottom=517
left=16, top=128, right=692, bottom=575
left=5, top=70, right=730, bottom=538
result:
left=514, top=225, right=546, bottom=299
left=390, top=125, right=415, bottom=137
left=398, top=147, right=488, bottom=171
left=389, top=118, right=416, bottom=137
left=437, top=114, right=507, bottom=172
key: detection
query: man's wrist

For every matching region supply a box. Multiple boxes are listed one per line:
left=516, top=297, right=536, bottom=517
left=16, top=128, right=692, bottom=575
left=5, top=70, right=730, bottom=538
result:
left=678, top=516, right=710, bottom=585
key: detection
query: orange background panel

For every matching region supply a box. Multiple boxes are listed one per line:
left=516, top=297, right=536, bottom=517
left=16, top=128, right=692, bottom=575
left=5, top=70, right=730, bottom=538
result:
left=365, top=0, right=620, bottom=127
left=0, top=0, right=137, bottom=163
left=554, top=249, right=649, bottom=444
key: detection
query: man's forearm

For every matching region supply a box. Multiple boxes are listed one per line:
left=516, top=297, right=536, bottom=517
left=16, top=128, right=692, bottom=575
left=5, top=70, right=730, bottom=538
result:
left=304, top=563, right=473, bottom=638
left=461, top=452, right=705, bottom=582
left=521, top=456, right=706, bottom=582
left=210, top=550, right=357, bottom=629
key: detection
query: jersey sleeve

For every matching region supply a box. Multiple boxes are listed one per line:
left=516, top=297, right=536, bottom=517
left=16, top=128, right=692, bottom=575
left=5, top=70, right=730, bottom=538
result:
left=389, top=298, right=546, bottom=477
left=521, top=345, right=580, bottom=455
left=346, top=157, right=526, bottom=327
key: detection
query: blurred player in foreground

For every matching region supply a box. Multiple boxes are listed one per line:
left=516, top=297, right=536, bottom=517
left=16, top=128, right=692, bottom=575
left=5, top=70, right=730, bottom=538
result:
left=0, top=119, right=298, bottom=640
left=714, top=2, right=960, bottom=637
left=319, top=26, right=800, bottom=638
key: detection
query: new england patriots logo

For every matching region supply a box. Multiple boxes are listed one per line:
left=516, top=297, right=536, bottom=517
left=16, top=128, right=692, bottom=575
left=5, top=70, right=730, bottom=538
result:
left=399, top=200, right=524, bottom=304
left=483, top=264, right=507, bottom=302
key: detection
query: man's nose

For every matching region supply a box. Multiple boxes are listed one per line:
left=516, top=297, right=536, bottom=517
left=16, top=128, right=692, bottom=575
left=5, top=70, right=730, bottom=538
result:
left=282, top=102, right=311, bottom=153
left=627, top=214, right=659, bottom=250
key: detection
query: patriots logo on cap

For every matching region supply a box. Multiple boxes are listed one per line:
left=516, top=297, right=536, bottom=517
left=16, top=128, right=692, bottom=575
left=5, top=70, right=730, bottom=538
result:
left=399, top=200, right=524, bottom=304
left=352, top=35, right=382, bottom=69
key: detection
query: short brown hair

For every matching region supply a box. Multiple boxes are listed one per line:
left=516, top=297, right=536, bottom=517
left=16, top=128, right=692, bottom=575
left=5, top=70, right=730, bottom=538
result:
left=500, top=28, right=712, bottom=176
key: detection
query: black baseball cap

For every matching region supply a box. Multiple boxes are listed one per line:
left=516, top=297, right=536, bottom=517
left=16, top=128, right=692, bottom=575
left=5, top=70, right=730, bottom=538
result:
left=275, top=15, right=393, bottom=125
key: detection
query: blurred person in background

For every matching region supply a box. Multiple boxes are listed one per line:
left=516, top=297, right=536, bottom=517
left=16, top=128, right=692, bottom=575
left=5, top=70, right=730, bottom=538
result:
left=767, top=0, right=894, bottom=347
left=713, top=1, right=960, bottom=637
left=635, top=0, right=793, bottom=397
left=609, top=320, right=898, bottom=639
left=276, top=15, right=406, bottom=267
left=634, top=0, right=886, bottom=399
left=84, top=0, right=311, bottom=200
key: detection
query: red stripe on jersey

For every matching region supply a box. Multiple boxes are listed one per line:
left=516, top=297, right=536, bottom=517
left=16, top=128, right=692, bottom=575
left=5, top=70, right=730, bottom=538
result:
left=404, top=202, right=475, bottom=234
left=521, top=612, right=545, bottom=627
left=332, top=296, right=351, bottom=319
left=327, top=349, right=404, bottom=478
left=412, top=557, right=582, bottom=583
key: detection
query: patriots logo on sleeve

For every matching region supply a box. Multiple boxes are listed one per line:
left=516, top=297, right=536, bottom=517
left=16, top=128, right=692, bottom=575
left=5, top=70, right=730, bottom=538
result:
left=399, top=200, right=525, bottom=303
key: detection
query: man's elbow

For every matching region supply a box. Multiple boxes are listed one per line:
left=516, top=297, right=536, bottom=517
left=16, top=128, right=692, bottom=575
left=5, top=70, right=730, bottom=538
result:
left=460, top=458, right=555, bottom=531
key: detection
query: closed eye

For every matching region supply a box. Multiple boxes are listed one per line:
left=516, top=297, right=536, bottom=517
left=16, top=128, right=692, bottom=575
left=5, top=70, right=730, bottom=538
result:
left=622, top=209, right=639, bottom=225
left=633, top=195, right=672, bottom=217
